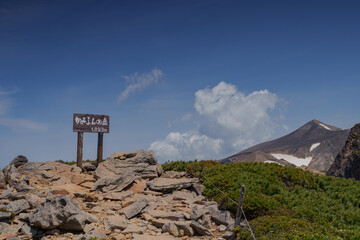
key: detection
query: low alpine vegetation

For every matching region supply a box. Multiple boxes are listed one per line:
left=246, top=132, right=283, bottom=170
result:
left=162, top=160, right=360, bottom=239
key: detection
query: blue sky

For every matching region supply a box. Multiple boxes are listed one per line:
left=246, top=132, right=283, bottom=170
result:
left=0, top=0, right=360, bottom=167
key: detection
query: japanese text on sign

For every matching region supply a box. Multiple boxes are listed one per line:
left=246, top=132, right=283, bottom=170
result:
left=73, top=113, right=110, bottom=133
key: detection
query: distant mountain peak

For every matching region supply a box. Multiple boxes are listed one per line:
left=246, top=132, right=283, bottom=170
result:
left=221, top=119, right=350, bottom=171
left=306, top=119, right=341, bottom=131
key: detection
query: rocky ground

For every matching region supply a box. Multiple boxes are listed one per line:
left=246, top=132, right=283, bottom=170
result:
left=327, top=123, right=360, bottom=179
left=0, top=151, right=234, bottom=240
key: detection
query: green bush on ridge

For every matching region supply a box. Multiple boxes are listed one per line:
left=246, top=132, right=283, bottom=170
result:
left=162, top=160, right=360, bottom=239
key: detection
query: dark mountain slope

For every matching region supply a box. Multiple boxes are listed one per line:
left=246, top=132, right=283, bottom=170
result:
left=222, top=120, right=350, bottom=171
left=327, top=123, right=360, bottom=179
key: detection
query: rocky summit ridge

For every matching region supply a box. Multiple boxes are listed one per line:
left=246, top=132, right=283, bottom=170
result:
left=327, top=123, right=360, bottom=179
left=0, top=150, right=234, bottom=240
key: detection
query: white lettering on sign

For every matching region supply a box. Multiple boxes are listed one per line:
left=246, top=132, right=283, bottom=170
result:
left=73, top=113, right=109, bottom=133
left=75, top=116, right=108, bottom=126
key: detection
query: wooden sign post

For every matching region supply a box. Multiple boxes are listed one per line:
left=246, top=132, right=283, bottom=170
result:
left=73, top=113, right=110, bottom=168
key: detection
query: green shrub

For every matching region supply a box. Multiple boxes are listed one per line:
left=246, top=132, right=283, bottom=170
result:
left=162, top=160, right=360, bottom=239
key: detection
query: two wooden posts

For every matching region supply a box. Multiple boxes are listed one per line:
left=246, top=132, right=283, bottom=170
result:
left=73, top=113, right=110, bottom=168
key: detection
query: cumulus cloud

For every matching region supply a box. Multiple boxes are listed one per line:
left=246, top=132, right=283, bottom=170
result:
left=118, top=68, right=164, bottom=103
left=150, top=131, right=223, bottom=162
left=194, top=81, right=279, bottom=149
left=0, top=118, right=49, bottom=132
left=150, top=81, right=282, bottom=162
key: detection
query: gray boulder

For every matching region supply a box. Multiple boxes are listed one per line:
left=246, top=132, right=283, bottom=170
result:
left=147, top=177, right=198, bottom=192
left=28, top=194, right=85, bottom=231
left=162, top=222, right=180, bottom=237
left=147, top=210, right=184, bottom=221
left=192, top=183, right=205, bottom=195
left=102, top=190, right=133, bottom=201
left=104, top=215, right=127, bottom=231
left=0, top=199, right=30, bottom=214
left=82, top=212, right=99, bottom=223
left=190, top=220, right=213, bottom=236
left=10, top=155, right=28, bottom=168
left=82, top=162, right=96, bottom=171
left=121, top=198, right=149, bottom=219
left=174, top=221, right=194, bottom=236
left=26, top=194, right=45, bottom=208
left=0, top=211, right=12, bottom=220
left=4, top=164, right=20, bottom=186
left=94, top=150, right=162, bottom=179
left=207, top=205, right=234, bottom=227
left=91, top=171, right=135, bottom=193
left=0, top=223, right=21, bottom=235
left=13, top=182, right=36, bottom=192
left=0, top=187, right=14, bottom=199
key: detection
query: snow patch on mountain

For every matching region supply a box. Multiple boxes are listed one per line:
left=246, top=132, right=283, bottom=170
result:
left=264, top=160, right=284, bottom=166
left=271, top=153, right=312, bottom=167
left=310, top=143, right=321, bottom=152
left=318, top=123, right=332, bottom=130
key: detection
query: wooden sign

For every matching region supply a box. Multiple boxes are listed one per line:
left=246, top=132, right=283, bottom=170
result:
left=73, top=113, right=110, bottom=169
left=73, top=113, right=109, bottom=133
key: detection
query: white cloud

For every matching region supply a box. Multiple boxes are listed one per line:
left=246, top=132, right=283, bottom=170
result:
left=150, top=81, right=282, bottom=162
left=0, top=118, right=49, bottom=132
left=150, top=131, right=223, bottom=162
left=194, top=81, right=279, bottom=149
left=118, top=68, right=164, bottom=103
left=0, top=87, right=18, bottom=116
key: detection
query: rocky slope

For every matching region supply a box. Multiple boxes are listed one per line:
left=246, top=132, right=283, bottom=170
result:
left=0, top=151, right=234, bottom=240
left=222, top=120, right=350, bottom=171
left=327, top=123, right=360, bottom=179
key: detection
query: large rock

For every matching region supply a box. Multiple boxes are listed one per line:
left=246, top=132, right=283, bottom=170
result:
left=0, top=199, right=30, bottom=214
left=26, top=194, right=45, bottom=208
left=82, top=162, right=96, bottom=171
left=0, top=188, right=14, bottom=200
left=173, top=221, right=194, bottom=236
left=147, top=210, right=184, bottom=221
left=121, top=198, right=149, bottom=219
left=4, top=165, right=20, bottom=186
left=147, top=177, right=198, bottom=192
left=10, top=155, right=28, bottom=168
left=28, top=194, right=85, bottom=231
left=0, top=212, right=12, bottom=220
left=94, top=150, right=162, bottom=179
left=327, top=123, right=360, bottom=179
left=162, top=222, right=180, bottom=237
left=122, top=224, right=145, bottom=234
left=104, top=215, right=127, bottom=231
left=190, top=221, right=213, bottom=236
left=91, top=172, right=135, bottom=192
left=206, top=205, right=234, bottom=227
left=20, top=161, right=79, bottom=185
left=13, top=182, right=35, bottom=192
left=102, top=190, right=133, bottom=201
